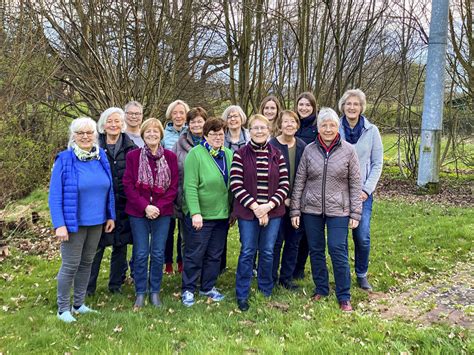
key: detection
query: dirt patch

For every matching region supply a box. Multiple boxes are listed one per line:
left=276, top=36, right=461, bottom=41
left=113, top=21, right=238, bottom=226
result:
left=364, top=259, right=473, bottom=329
left=377, top=176, right=473, bottom=207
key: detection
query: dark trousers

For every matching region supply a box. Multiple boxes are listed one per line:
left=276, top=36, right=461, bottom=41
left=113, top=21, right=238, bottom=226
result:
left=182, top=216, right=228, bottom=293
left=272, top=210, right=304, bottom=285
left=303, top=213, right=351, bottom=302
left=165, top=218, right=183, bottom=264
left=293, top=230, right=309, bottom=278
left=88, top=243, right=128, bottom=294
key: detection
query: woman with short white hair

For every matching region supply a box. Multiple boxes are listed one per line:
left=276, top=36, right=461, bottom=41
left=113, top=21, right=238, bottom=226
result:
left=290, top=107, right=362, bottom=312
left=49, top=117, right=115, bottom=323
left=87, top=107, right=137, bottom=296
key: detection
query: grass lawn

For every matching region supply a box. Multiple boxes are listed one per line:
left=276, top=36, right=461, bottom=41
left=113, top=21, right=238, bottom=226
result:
left=0, top=196, right=472, bottom=353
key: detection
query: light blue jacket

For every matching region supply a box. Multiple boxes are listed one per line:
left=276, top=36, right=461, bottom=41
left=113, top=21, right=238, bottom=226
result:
left=161, top=122, right=188, bottom=150
left=339, top=116, right=383, bottom=195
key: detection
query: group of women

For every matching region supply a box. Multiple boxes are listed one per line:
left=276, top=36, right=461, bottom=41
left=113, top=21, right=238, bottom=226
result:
left=49, top=89, right=383, bottom=322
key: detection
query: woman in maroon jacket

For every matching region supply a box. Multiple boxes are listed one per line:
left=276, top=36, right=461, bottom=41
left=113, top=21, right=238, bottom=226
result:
left=123, top=118, right=178, bottom=309
left=230, top=114, right=289, bottom=311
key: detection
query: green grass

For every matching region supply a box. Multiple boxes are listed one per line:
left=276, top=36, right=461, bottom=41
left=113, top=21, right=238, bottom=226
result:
left=382, top=133, right=474, bottom=179
left=1, top=199, right=472, bottom=353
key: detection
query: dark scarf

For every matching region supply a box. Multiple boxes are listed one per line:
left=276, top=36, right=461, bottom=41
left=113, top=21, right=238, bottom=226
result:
left=317, top=133, right=340, bottom=154
left=342, top=115, right=364, bottom=144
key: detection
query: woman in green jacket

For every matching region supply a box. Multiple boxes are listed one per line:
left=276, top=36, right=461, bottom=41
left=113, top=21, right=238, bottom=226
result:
left=181, top=118, right=233, bottom=307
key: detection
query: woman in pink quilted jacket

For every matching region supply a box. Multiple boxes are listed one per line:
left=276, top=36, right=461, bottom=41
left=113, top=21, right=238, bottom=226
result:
left=290, top=107, right=362, bottom=312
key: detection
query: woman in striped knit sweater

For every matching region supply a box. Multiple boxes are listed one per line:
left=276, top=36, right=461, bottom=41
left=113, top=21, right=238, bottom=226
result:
left=230, top=114, right=289, bottom=312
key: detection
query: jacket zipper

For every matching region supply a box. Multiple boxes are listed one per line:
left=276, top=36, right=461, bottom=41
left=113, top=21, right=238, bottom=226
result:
left=322, top=151, right=329, bottom=215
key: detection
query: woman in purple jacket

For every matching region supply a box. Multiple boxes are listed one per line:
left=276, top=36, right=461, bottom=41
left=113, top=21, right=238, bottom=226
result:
left=123, top=118, right=178, bottom=309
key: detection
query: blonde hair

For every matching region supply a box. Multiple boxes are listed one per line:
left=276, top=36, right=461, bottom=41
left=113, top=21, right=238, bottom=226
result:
left=140, top=118, right=164, bottom=140
left=247, top=114, right=271, bottom=129
left=338, top=89, right=366, bottom=114
left=165, top=100, right=190, bottom=121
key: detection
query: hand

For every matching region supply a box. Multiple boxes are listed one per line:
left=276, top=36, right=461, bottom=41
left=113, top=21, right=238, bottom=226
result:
left=145, top=205, right=160, bottom=219
left=349, top=218, right=359, bottom=229
left=361, top=192, right=369, bottom=201
left=104, top=219, right=115, bottom=233
left=258, top=214, right=269, bottom=227
left=253, top=203, right=272, bottom=218
left=192, top=214, right=203, bottom=230
left=56, top=226, right=69, bottom=242
left=284, top=198, right=291, bottom=207
left=291, top=216, right=300, bottom=229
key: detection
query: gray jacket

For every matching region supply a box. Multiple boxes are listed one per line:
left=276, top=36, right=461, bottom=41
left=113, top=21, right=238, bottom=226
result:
left=290, top=139, right=362, bottom=220
left=172, top=131, right=195, bottom=218
left=339, top=117, right=383, bottom=195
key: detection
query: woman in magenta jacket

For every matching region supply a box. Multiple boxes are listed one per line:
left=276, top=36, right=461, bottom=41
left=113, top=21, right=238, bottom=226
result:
left=123, top=118, right=178, bottom=309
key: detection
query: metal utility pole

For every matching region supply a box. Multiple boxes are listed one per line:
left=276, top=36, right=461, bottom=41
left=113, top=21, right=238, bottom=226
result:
left=417, top=0, right=450, bottom=193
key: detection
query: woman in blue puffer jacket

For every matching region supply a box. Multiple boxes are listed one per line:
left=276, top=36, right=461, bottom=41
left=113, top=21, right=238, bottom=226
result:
left=49, top=117, right=115, bottom=323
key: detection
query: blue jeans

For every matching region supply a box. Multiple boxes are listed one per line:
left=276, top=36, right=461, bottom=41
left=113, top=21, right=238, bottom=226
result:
left=352, top=194, right=373, bottom=278
left=181, top=216, right=229, bottom=293
left=129, top=216, right=171, bottom=294
left=303, top=214, right=351, bottom=302
left=236, top=217, right=281, bottom=300
left=272, top=210, right=304, bottom=285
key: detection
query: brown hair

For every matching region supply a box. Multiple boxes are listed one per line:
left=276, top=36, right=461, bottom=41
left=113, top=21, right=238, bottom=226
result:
left=186, top=107, right=208, bottom=124
left=274, top=110, right=300, bottom=134
left=203, top=117, right=227, bottom=136
left=295, top=92, right=317, bottom=117
left=259, top=95, right=282, bottom=118
left=140, top=118, right=164, bottom=139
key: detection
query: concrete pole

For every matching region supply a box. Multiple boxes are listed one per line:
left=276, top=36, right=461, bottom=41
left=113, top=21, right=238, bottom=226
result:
left=416, top=0, right=450, bottom=193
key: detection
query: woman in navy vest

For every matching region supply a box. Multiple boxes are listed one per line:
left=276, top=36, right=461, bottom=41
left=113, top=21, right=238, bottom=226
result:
left=49, top=117, right=115, bottom=323
left=269, top=110, right=307, bottom=290
left=231, top=114, right=289, bottom=311
left=87, top=107, right=137, bottom=296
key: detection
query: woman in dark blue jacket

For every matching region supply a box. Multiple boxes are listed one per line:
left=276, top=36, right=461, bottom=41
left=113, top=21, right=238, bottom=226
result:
left=49, top=117, right=115, bottom=323
left=270, top=110, right=307, bottom=289
left=87, top=108, right=137, bottom=296
left=293, top=92, right=318, bottom=280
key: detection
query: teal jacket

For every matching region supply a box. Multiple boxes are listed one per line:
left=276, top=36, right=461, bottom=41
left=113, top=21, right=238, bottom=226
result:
left=183, top=145, right=233, bottom=220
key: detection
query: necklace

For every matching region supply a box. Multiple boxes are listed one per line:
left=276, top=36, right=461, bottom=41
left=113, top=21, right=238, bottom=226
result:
left=213, top=155, right=226, bottom=176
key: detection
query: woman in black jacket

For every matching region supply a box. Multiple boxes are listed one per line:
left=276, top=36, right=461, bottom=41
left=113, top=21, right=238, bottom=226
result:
left=269, top=110, right=307, bottom=289
left=87, top=107, right=137, bottom=295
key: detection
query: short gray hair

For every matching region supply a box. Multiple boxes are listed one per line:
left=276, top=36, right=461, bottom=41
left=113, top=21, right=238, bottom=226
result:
left=338, top=89, right=366, bottom=114
left=165, top=100, right=190, bottom=120
left=68, top=117, right=98, bottom=148
left=97, top=107, right=126, bottom=134
left=124, top=101, right=143, bottom=113
left=222, top=105, right=247, bottom=125
left=317, top=107, right=340, bottom=128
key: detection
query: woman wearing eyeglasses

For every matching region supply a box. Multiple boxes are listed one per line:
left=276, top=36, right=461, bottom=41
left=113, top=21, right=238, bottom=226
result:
left=222, top=105, right=250, bottom=153
left=231, top=114, right=289, bottom=311
left=49, top=117, right=115, bottom=323
left=181, top=118, right=233, bottom=307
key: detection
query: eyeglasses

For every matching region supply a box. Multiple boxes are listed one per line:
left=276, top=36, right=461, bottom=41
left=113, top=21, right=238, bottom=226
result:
left=228, top=114, right=240, bottom=120
left=250, top=126, right=269, bottom=132
left=207, top=132, right=225, bottom=138
left=126, top=112, right=143, bottom=117
left=75, top=131, right=95, bottom=136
